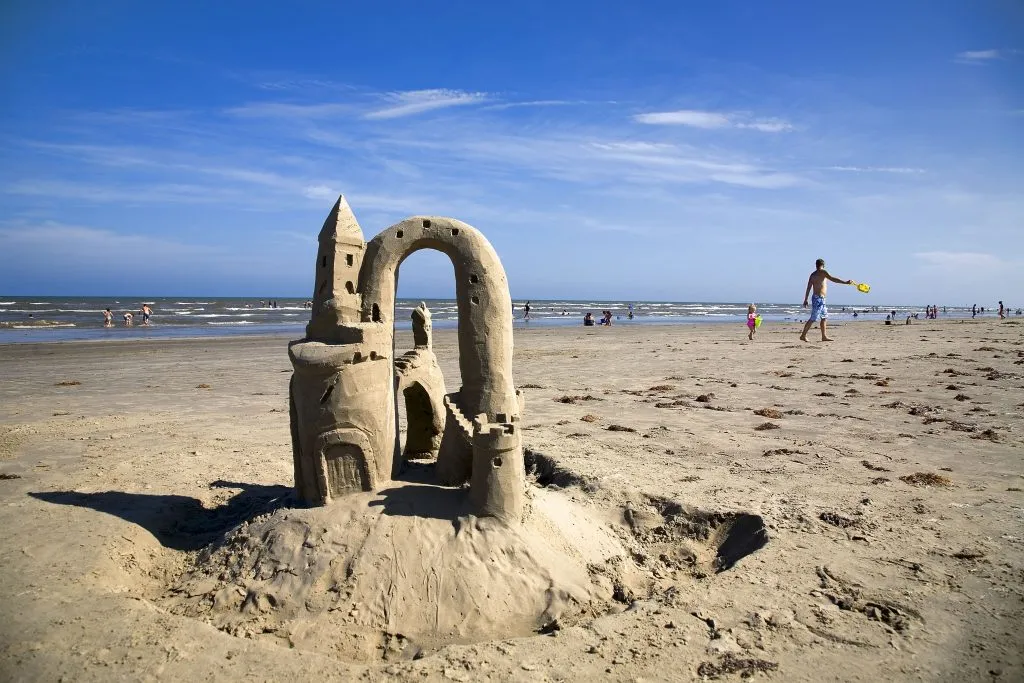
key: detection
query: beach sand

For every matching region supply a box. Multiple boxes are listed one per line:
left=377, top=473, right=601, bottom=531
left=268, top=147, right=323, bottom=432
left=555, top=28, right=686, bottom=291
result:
left=1, top=319, right=1022, bottom=681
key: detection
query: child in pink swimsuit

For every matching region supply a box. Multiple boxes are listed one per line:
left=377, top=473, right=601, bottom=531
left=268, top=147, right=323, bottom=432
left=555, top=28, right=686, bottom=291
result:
left=747, top=304, right=758, bottom=341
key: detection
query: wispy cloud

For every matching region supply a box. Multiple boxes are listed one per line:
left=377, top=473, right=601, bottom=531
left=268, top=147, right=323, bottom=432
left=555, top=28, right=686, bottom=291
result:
left=224, top=102, right=354, bottom=119
left=954, top=48, right=1018, bottom=64
left=634, top=109, right=793, bottom=132
left=826, top=166, right=925, bottom=174
left=364, top=89, right=489, bottom=119
left=225, top=88, right=491, bottom=121
left=480, top=99, right=587, bottom=111
left=634, top=110, right=730, bottom=128
left=0, top=221, right=225, bottom=260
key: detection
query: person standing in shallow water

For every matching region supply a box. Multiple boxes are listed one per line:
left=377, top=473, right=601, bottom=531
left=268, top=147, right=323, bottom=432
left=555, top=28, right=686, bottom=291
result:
left=799, top=258, right=853, bottom=343
left=523, top=301, right=530, bottom=320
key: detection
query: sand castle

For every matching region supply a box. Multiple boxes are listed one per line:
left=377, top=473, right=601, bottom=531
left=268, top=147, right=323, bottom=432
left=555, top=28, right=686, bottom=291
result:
left=288, top=196, right=525, bottom=522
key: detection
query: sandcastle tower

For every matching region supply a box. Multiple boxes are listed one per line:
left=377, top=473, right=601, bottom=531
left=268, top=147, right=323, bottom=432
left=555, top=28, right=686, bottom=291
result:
left=306, top=196, right=365, bottom=342
left=288, top=197, right=526, bottom=522
left=289, top=197, right=395, bottom=504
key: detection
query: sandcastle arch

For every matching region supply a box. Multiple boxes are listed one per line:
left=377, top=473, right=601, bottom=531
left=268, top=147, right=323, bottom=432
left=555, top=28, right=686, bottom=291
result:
left=359, top=217, right=524, bottom=517
left=359, top=216, right=518, bottom=420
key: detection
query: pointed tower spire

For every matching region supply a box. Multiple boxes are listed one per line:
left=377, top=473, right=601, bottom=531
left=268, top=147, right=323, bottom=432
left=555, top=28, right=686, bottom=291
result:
left=307, top=195, right=367, bottom=339
left=318, top=195, right=364, bottom=243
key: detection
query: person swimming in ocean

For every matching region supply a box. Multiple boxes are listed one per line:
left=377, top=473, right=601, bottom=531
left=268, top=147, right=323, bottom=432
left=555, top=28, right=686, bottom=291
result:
left=800, top=258, right=853, bottom=343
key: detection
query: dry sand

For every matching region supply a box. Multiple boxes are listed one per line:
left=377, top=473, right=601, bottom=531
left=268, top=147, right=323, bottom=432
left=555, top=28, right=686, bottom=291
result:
left=1, top=319, right=1022, bottom=681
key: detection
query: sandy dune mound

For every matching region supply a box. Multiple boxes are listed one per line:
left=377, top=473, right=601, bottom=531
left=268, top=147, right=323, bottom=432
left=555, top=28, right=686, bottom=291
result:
left=158, top=456, right=769, bottom=663
left=162, top=469, right=629, bottom=660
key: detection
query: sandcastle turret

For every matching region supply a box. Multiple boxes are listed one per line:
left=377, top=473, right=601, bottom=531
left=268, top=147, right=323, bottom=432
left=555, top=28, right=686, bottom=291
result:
left=307, top=195, right=365, bottom=341
left=289, top=197, right=395, bottom=505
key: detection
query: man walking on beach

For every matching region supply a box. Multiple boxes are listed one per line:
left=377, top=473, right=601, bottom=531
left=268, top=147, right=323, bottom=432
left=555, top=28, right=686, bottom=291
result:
left=800, top=258, right=853, bottom=342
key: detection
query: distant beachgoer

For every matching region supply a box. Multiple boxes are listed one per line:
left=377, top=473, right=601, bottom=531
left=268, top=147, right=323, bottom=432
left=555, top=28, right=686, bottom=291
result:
left=972, top=304, right=977, bottom=318
left=853, top=311, right=858, bottom=318
left=627, top=310, right=634, bottom=320
left=602, top=310, right=612, bottom=325
left=123, top=311, right=133, bottom=327
left=885, top=314, right=892, bottom=325
left=524, top=301, right=531, bottom=320
left=140, top=304, right=152, bottom=325
left=999, top=301, right=1005, bottom=319
left=747, top=304, right=758, bottom=340
left=583, top=312, right=595, bottom=326
left=103, top=308, right=113, bottom=327
left=800, top=258, right=853, bottom=342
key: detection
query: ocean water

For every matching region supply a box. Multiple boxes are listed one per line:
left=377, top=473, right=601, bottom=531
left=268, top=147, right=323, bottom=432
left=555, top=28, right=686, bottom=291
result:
left=0, top=296, right=980, bottom=344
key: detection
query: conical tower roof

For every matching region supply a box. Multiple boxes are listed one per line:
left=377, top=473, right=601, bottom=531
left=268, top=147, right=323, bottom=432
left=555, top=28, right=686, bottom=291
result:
left=318, top=195, right=364, bottom=243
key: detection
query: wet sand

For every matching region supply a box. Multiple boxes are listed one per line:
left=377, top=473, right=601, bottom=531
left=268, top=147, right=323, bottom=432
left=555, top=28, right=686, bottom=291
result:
left=1, top=319, right=1022, bottom=681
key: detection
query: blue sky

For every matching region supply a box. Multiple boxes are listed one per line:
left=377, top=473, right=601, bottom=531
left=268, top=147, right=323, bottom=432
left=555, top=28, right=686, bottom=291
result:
left=0, top=0, right=1021, bottom=305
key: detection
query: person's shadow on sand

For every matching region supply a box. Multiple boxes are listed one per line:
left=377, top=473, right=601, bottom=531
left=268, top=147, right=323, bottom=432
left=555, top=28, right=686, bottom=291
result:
left=29, top=480, right=294, bottom=551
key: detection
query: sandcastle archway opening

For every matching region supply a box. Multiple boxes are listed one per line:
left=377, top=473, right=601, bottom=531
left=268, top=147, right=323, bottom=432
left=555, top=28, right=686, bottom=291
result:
left=389, top=250, right=457, bottom=461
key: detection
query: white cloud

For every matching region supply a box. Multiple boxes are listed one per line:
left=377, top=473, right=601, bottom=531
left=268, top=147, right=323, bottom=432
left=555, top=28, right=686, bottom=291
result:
left=364, top=89, right=489, bottom=119
left=737, top=119, right=794, bottom=133
left=633, top=110, right=731, bottom=128
left=955, top=49, right=1001, bottom=63
left=302, top=185, right=337, bottom=200
left=3, top=179, right=238, bottom=204
left=0, top=222, right=223, bottom=260
left=913, top=251, right=1002, bottom=268
left=480, top=100, right=584, bottom=111
left=827, top=166, right=925, bottom=174
left=954, top=48, right=1019, bottom=64
left=634, top=109, right=793, bottom=132
left=224, top=102, right=354, bottom=119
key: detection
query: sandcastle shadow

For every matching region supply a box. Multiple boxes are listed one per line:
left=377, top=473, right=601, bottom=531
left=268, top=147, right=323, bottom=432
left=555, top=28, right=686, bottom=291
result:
left=29, top=480, right=294, bottom=551
left=367, top=462, right=470, bottom=521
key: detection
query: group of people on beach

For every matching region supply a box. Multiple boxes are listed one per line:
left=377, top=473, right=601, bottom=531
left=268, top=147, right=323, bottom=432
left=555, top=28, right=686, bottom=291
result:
left=582, top=311, right=614, bottom=326
left=103, top=304, right=152, bottom=327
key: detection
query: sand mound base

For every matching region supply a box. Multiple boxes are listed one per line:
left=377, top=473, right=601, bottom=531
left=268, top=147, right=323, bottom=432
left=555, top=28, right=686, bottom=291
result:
left=160, top=461, right=768, bottom=662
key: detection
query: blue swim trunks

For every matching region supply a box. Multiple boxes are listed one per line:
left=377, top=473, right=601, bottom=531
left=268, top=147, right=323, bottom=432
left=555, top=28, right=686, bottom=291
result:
left=808, top=294, right=828, bottom=322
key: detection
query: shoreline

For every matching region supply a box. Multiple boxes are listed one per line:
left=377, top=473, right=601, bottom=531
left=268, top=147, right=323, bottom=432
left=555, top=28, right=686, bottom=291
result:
left=0, top=313, right=1010, bottom=346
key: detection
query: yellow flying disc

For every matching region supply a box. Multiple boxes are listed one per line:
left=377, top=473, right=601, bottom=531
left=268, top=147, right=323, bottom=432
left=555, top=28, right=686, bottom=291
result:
left=853, top=282, right=871, bottom=294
